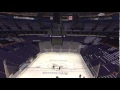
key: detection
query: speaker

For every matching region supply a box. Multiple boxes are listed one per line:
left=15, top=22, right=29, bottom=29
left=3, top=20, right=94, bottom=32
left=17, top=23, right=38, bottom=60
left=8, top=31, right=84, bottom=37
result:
left=37, top=13, right=43, bottom=21
left=53, top=12, right=60, bottom=24
left=73, top=13, right=79, bottom=25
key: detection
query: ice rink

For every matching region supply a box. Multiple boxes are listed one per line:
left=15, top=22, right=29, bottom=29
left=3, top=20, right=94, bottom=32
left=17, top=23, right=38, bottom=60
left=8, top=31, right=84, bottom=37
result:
left=17, top=52, right=93, bottom=78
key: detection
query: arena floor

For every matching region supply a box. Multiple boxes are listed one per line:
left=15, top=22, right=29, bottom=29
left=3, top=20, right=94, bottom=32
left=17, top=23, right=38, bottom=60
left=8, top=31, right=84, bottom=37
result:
left=17, top=52, right=93, bottom=78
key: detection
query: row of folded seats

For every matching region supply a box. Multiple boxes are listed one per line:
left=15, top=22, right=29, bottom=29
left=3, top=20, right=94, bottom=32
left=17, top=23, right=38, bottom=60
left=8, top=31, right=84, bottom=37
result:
left=64, top=36, right=101, bottom=45
left=0, top=19, right=48, bottom=31
left=19, top=35, right=51, bottom=42
left=0, top=42, right=40, bottom=78
left=80, top=44, right=119, bottom=78
left=19, top=36, right=101, bottom=47
left=62, top=20, right=118, bottom=32
left=0, top=18, right=118, bottom=32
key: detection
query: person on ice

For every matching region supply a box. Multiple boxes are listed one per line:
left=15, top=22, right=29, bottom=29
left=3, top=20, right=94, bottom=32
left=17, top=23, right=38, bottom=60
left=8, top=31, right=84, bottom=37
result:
left=53, top=65, right=55, bottom=69
left=59, top=66, right=61, bottom=70
left=56, top=76, right=59, bottom=78
left=79, top=74, right=81, bottom=78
